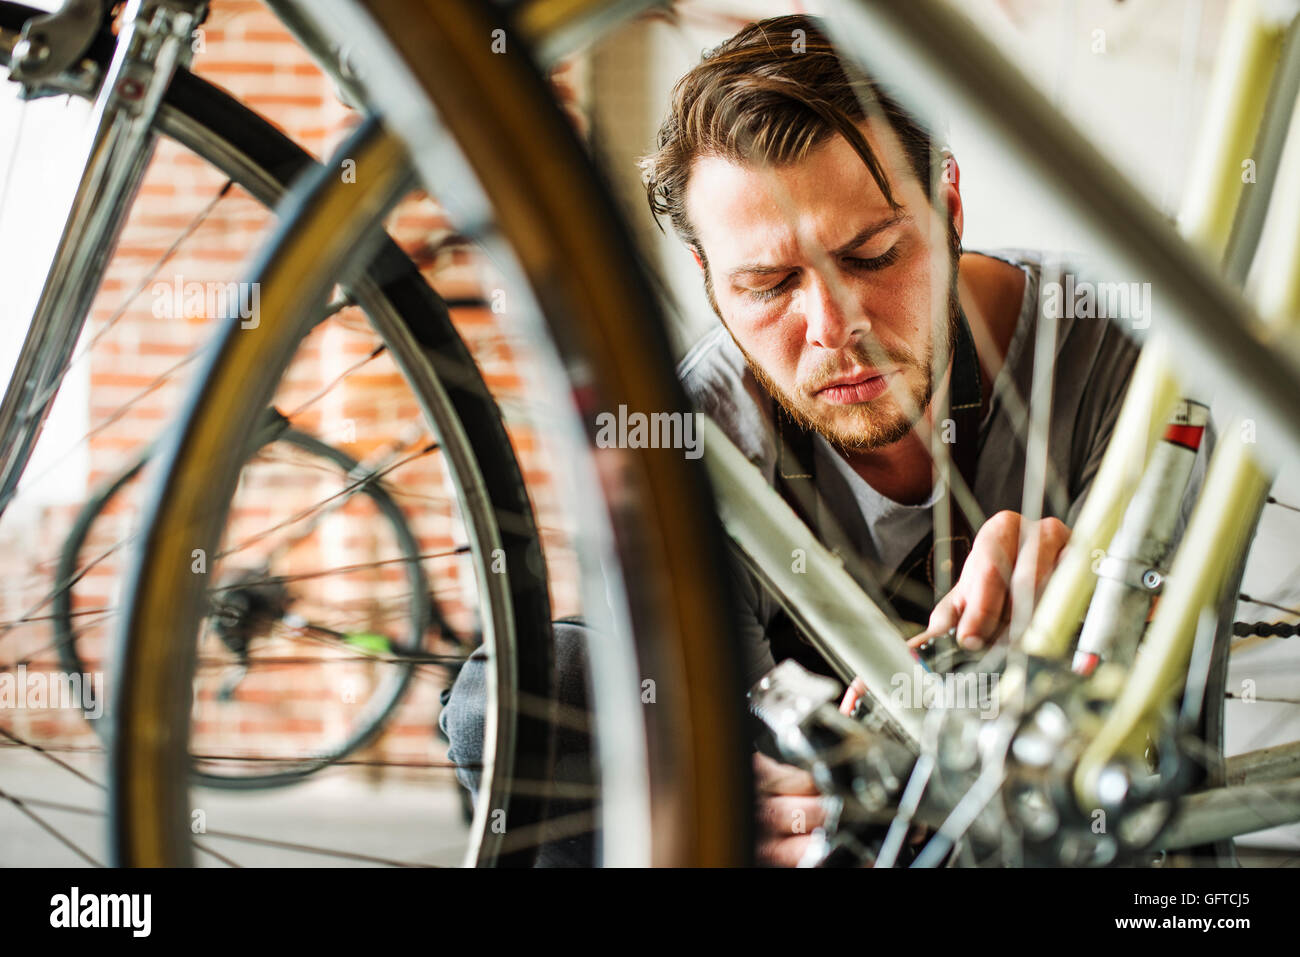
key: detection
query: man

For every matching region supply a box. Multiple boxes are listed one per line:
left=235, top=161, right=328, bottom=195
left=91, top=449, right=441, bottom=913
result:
left=442, top=12, right=1205, bottom=866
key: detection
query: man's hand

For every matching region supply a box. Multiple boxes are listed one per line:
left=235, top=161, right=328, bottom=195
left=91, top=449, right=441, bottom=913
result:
left=764, top=511, right=1069, bottom=865
left=908, top=510, right=1071, bottom=653
left=754, top=751, right=825, bottom=867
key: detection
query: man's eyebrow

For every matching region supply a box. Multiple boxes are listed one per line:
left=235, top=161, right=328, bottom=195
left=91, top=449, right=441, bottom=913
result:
left=830, top=213, right=911, bottom=256
left=725, top=213, right=911, bottom=280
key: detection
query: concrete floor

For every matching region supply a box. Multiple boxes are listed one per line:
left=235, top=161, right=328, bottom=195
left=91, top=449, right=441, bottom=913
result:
left=3, top=738, right=1296, bottom=867
left=0, top=746, right=470, bottom=867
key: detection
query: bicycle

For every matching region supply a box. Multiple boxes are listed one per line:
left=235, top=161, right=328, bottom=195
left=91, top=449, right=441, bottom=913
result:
left=6, top=0, right=1300, bottom=869
left=0, top=0, right=583, bottom=866
left=100, top=0, right=753, bottom=867
left=51, top=404, right=484, bottom=790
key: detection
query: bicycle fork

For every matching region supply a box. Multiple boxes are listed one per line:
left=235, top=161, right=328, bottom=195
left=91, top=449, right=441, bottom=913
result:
left=0, top=0, right=207, bottom=517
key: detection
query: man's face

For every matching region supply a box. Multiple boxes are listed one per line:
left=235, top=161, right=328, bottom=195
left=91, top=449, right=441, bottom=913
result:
left=685, top=120, right=960, bottom=452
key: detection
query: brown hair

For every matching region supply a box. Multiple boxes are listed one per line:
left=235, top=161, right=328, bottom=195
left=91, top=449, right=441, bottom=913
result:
left=641, top=14, right=946, bottom=257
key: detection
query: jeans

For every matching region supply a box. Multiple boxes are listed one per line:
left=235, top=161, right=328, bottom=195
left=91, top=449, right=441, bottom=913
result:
left=439, top=619, right=597, bottom=866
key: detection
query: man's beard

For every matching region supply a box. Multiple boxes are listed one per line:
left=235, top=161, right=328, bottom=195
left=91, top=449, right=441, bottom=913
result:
left=722, top=229, right=963, bottom=454
left=735, top=328, right=948, bottom=452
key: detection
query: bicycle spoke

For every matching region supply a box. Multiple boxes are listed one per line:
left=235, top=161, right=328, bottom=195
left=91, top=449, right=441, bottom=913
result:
left=911, top=761, right=1003, bottom=868
left=188, top=751, right=477, bottom=772
left=1239, top=593, right=1300, bottom=619
left=0, top=533, right=139, bottom=645
left=0, top=738, right=101, bottom=753
left=194, top=651, right=469, bottom=669
left=491, top=805, right=599, bottom=858
left=3, top=611, right=117, bottom=665
left=0, top=786, right=103, bottom=866
left=1227, top=691, right=1300, bottom=706
left=0, top=727, right=105, bottom=867
left=207, top=547, right=469, bottom=593
left=0, top=604, right=114, bottom=632
left=214, top=441, right=441, bottom=563
left=0, top=86, right=28, bottom=241
left=282, top=343, right=388, bottom=420
left=2, top=793, right=434, bottom=867
left=75, top=182, right=235, bottom=360
left=0, top=736, right=491, bottom=796
left=14, top=178, right=236, bottom=458
left=0, top=724, right=103, bottom=791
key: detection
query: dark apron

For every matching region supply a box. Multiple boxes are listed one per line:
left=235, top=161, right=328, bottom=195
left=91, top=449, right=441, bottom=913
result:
left=765, top=308, right=985, bottom=677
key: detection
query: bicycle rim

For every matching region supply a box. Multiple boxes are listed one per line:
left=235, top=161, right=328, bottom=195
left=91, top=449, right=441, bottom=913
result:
left=0, top=3, right=558, bottom=864
left=307, top=0, right=754, bottom=865
left=115, top=0, right=754, bottom=866
left=53, top=423, right=441, bottom=790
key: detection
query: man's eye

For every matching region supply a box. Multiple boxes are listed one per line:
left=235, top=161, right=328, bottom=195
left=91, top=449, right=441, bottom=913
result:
left=747, top=273, right=797, bottom=302
left=845, top=246, right=901, bottom=271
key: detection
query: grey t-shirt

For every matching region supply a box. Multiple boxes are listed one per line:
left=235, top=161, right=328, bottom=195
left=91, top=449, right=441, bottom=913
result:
left=677, top=248, right=1209, bottom=686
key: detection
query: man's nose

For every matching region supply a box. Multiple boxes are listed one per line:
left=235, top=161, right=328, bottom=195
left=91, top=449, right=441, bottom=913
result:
left=802, top=274, right=870, bottom=351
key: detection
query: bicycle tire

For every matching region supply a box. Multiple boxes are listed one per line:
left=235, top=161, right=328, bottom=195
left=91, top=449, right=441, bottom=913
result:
left=329, top=0, right=755, bottom=866
left=110, top=0, right=753, bottom=867
left=52, top=415, right=445, bottom=790
left=1, top=2, right=557, bottom=866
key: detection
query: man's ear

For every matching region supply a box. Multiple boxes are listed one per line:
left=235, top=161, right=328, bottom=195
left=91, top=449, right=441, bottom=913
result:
left=939, top=153, right=963, bottom=241
left=688, top=244, right=705, bottom=273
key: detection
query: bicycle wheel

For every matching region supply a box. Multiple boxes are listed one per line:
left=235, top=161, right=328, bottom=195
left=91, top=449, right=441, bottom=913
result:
left=111, top=0, right=752, bottom=867
left=52, top=411, right=458, bottom=790
left=1, top=2, right=558, bottom=865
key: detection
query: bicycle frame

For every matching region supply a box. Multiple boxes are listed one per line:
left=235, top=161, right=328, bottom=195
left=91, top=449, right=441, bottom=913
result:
left=0, top=0, right=207, bottom=518
left=5, top=0, right=681, bottom=867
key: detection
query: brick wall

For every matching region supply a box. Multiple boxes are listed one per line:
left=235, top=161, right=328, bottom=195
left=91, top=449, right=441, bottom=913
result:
left=0, top=0, right=586, bottom=779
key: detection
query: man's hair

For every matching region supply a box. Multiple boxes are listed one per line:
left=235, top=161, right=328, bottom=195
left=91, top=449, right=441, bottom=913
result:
left=640, top=13, right=946, bottom=255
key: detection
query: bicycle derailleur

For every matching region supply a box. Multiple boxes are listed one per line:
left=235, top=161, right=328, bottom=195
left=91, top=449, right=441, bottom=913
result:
left=207, top=568, right=291, bottom=701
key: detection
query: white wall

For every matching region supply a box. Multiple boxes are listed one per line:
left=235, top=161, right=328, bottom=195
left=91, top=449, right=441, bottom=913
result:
left=0, top=82, right=94, bottom=511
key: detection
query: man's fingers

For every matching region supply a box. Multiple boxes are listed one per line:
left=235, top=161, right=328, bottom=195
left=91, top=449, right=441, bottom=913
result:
left=975, top=511, right=1022, bottom=582
left=954, top=553, right=1010, bottom=649
left=997, top=516, right=1070, bottom=643
left=910, top=591, right=962, bottom=650
left=1009, top=516, right=1071, bottom=602
left=941, top=512, right=1072, bottom=652
left=755, top=794, right=829, bottom=835
left=752, top=751, right=818, bottom=795
left=752, top=752, right=826, bottom=859
left=912, top=512, right=1018, bottom=652
left=840, top=677, right=868, bottom=714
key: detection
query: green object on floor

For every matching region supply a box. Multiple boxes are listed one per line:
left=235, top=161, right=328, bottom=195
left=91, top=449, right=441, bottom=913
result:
left=343, top=632, right=392, bottom=655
